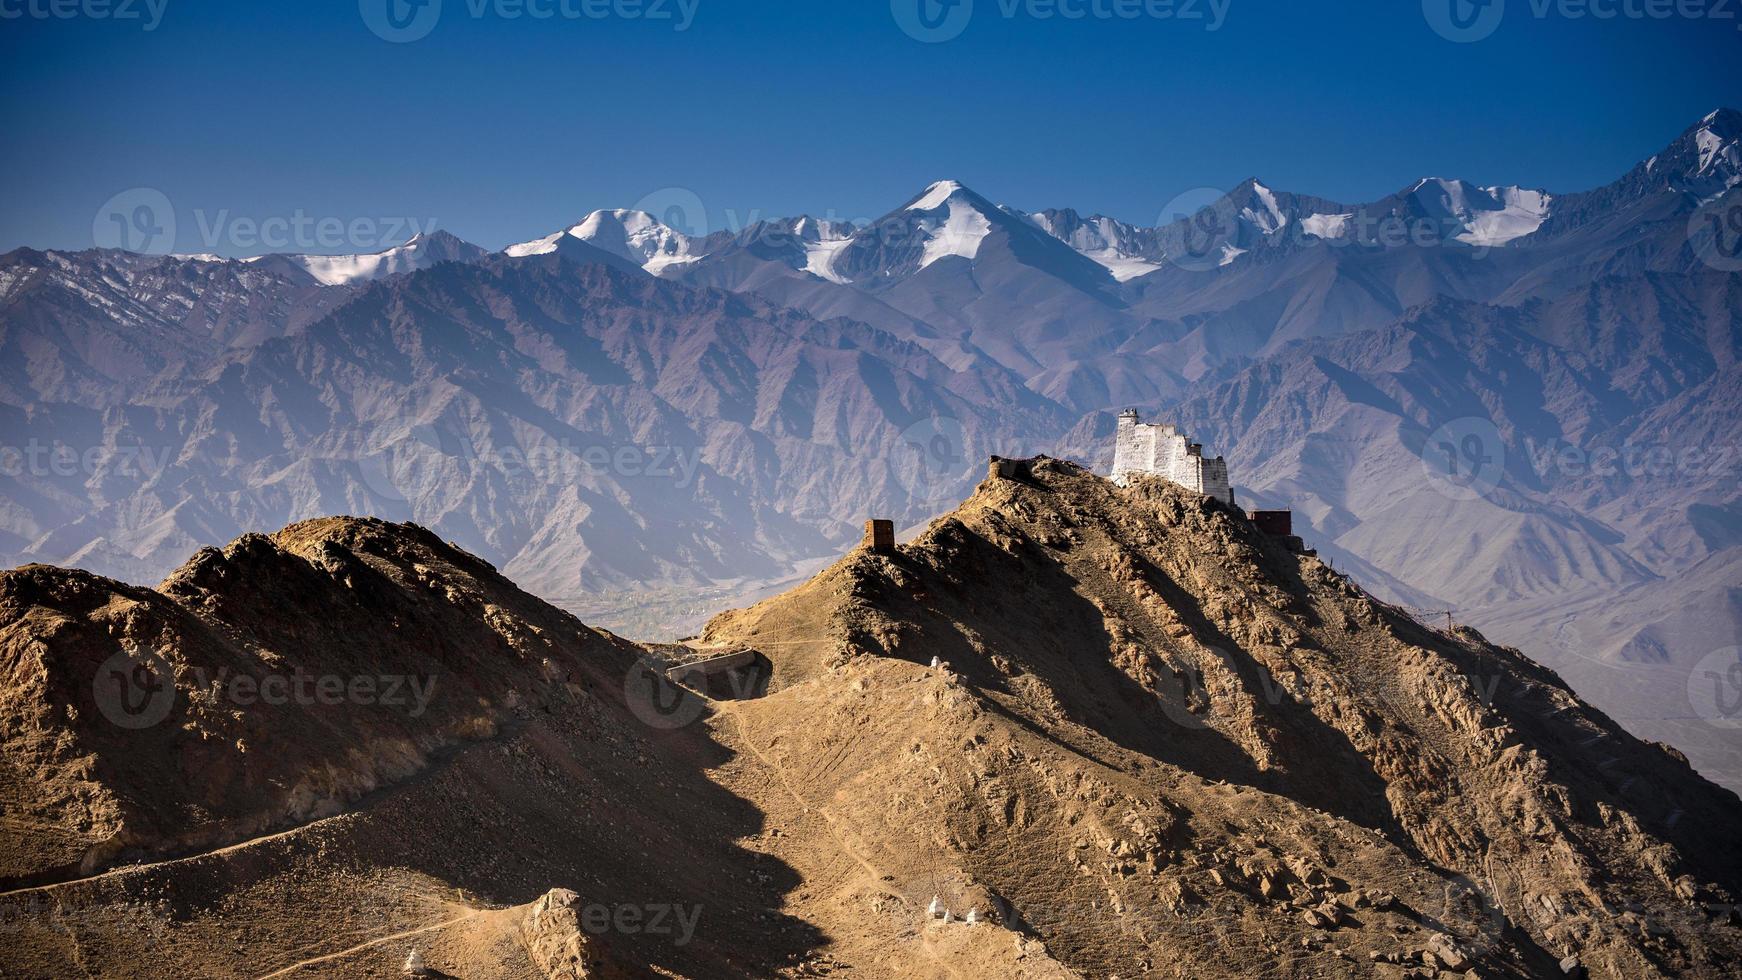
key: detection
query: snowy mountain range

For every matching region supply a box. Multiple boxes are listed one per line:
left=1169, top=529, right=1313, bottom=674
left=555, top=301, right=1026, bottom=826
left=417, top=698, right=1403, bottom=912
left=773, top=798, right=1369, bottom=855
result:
left=141, top=108, right=1738, bottom=296
left=260, top=229, right=491, bottom=285
left=3, top=108, right=1740, bottom=787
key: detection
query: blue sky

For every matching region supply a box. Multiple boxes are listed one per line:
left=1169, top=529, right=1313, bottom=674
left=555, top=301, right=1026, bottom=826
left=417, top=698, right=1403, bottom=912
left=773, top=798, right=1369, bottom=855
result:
left=2, top=0, right=1738, bottom=255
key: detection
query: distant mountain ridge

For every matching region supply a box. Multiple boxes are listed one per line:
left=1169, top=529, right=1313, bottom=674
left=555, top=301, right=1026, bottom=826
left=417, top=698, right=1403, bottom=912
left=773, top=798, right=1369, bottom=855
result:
left=104, top=108, right=1739, bottom=295
left=2, top=107, right=1739, bottom=792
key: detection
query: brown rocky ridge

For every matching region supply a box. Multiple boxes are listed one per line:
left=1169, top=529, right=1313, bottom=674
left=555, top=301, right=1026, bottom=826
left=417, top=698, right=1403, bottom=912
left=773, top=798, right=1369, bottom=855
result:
left=1, top=458, right=1737, bottom=978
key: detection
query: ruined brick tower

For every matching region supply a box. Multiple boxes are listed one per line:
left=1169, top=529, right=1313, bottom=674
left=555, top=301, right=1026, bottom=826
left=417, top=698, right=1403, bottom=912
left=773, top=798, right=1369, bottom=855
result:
left=1111, top=409, right=1234, bottom=505
left=862, top=519, right=895, bottom=555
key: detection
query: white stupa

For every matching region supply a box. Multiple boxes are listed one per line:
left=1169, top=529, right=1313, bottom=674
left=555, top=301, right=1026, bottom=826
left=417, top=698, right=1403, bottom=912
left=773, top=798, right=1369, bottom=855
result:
left=927, top=895, right=945, bottom=918
left=403, top=949, right=428, bottom=976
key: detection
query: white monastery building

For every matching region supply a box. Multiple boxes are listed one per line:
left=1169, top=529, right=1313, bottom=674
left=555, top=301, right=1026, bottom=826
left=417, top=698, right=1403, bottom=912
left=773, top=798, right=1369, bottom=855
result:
left=1111, top=410, right=1235, bottom=505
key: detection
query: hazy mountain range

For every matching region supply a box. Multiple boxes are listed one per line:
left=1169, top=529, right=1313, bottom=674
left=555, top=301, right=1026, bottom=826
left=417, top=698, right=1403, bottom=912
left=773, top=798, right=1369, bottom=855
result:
left=2, top=108, right=1738, bottom=785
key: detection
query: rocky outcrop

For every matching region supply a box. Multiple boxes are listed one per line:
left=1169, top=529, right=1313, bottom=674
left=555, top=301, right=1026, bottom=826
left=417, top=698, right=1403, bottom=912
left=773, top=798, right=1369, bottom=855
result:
left=0, top=517, right=640, bottom=887
left=519, top=889, right=600, bottom=980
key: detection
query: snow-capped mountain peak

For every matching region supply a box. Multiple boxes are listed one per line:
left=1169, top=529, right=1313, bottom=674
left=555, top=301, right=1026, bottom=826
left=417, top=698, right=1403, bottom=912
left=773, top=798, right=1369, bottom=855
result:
left=810, top=179, right=1118, bottom=290
left=888, top=180, right=1003, bottom=269
left=1567, top=107, right=1742, bottom=214
left=786, top=216, right=857, bottom=283
left=1698, top=106, right=1740, bottom=135
left=790, top=216, right=832, bottom=240
left=506, top=209, right=706, bottom=277
left=1404, top=178, right=1552, bottom=246
left=1691, top=108, right=1741, bottom=187
left=1239, top=180, right=1290, bottom=235
left=496, top=108, right=1739, bottom=290
left=906, top=179, right=969, bottom=211
left=263, top=229, right=488, bottom=286
left=1023, top=208, right=1163, bottom=281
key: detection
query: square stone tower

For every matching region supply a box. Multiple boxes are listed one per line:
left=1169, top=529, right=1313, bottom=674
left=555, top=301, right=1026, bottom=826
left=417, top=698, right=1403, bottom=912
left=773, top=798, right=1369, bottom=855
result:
left=862, top=519, right=895, bottom=555
left=1111, top=410, right=1234, bottom=505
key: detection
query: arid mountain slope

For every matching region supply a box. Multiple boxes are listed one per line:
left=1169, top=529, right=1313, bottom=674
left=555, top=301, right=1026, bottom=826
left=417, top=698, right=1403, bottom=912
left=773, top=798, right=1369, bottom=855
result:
left=0, top=516, right=832, bottom=978
left=2, top=462, right=1739, bottom=978
left=0, top=516, right=643, bottom=886
left=0, top=513, right=1072, bottom=978
left=703, top=458, right=1742, bottom=978
left=1058, top=274, right=1742, bottom=791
